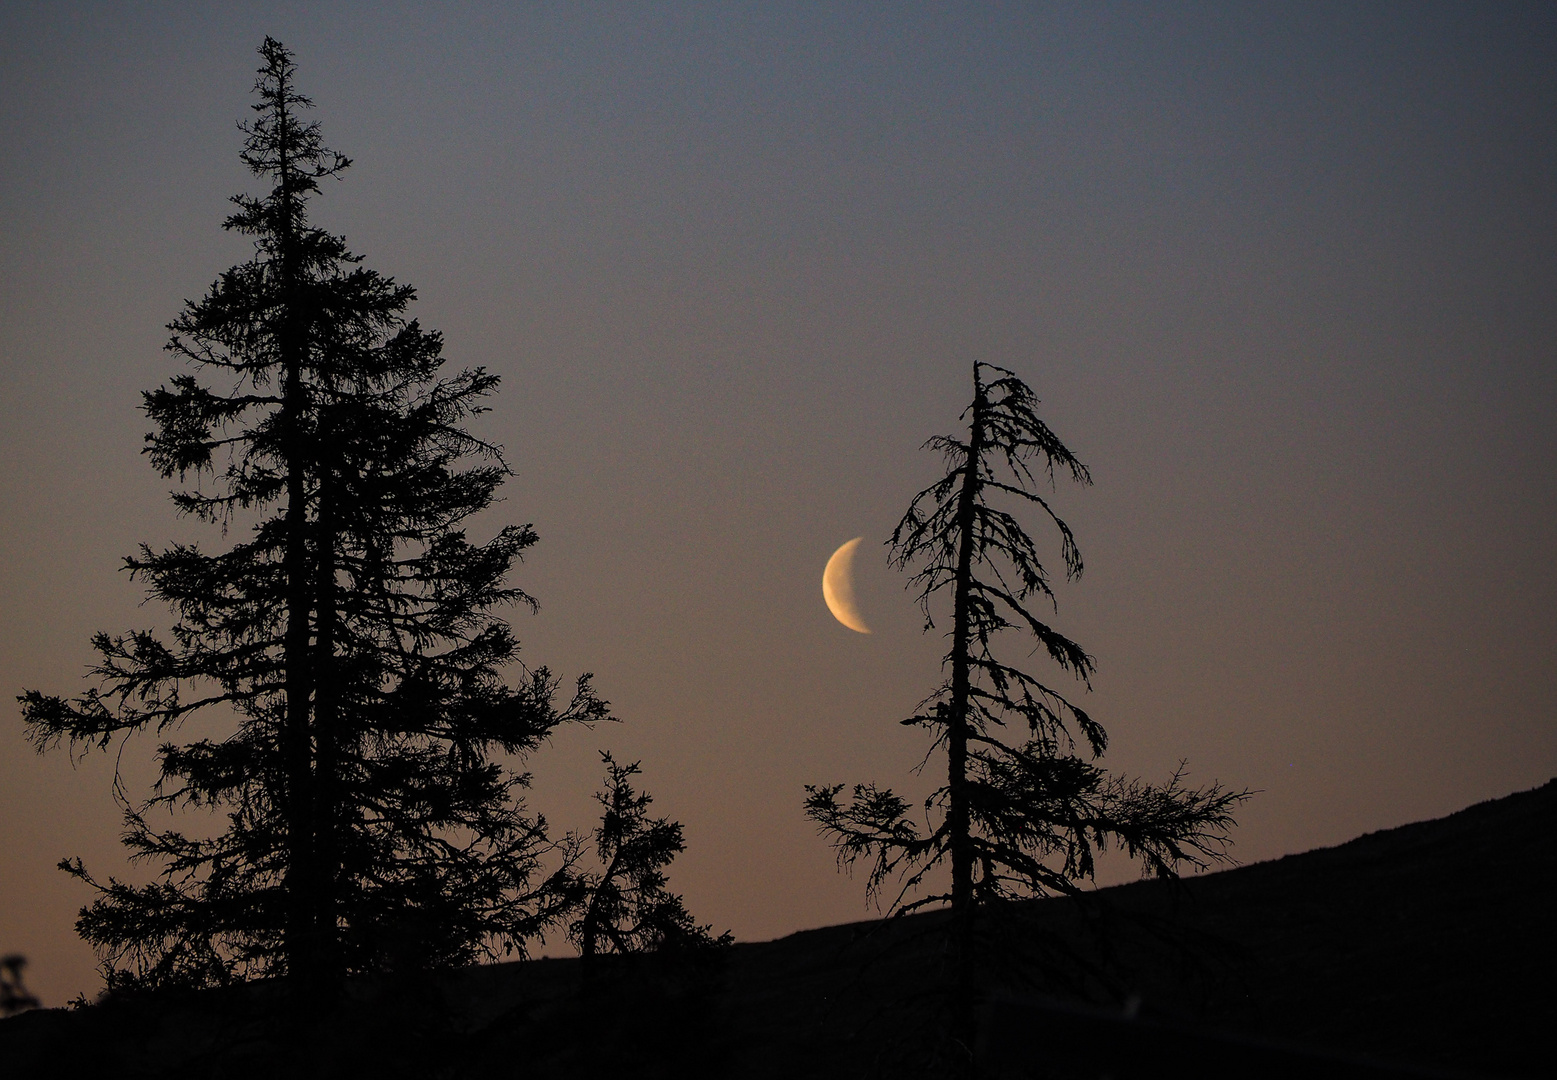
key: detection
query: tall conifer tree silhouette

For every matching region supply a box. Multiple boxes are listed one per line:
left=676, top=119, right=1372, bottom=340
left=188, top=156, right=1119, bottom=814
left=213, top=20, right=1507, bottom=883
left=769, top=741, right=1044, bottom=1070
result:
left=20, top=39, right=605, bottom=995
left=806, top=362, right=1247, bottom=1057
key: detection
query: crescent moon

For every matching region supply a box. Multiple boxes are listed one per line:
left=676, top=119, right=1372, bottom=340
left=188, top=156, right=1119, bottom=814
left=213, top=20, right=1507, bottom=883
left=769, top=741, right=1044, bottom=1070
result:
left=823, top=537, right=872, bottom=634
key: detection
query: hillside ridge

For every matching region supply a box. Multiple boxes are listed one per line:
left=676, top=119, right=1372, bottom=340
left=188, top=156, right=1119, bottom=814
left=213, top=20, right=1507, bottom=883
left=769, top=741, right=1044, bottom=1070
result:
left=4, top=779, right=1552, bottom=1078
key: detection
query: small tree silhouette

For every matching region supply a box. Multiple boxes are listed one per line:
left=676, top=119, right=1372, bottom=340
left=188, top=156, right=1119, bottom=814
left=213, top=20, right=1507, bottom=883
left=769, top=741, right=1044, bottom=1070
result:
left=572, top=753, right=731, bottom=960
left=1, top=955, right=41, bottom=1017
left=806, top=362, right=1248, bottom=1059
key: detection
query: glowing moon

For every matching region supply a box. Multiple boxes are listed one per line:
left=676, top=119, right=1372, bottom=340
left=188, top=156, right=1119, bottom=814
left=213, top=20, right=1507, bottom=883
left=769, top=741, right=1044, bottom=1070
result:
left=823, top=537, right=871, bottom=634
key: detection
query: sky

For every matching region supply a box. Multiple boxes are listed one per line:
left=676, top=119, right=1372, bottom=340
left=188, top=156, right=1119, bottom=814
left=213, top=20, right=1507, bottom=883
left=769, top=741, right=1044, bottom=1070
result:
left=2, top=1, right=1554, bottom=1008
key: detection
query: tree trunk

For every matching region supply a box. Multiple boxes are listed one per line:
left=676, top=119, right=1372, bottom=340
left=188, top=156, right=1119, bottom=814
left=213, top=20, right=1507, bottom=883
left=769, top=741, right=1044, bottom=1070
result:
left=281, top=355, right=318, bottom=994
left=947, top=363, right=987, bottom=1060
left=273, top=71, right=320, bottom=995
left=312, top=438, right=340, bottom=987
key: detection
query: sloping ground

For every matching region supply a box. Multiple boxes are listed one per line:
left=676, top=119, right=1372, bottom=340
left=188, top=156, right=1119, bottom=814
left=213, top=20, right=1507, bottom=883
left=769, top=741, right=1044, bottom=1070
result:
left=4, top=779, right=1553, bottom=1079
left=1099, top=777, right=1557, bottom=1077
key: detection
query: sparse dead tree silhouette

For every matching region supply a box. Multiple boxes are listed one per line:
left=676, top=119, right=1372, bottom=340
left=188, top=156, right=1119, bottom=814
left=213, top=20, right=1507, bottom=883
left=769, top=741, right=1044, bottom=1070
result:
left=806, top=362, right=1248, bottom=1065
left=20, top=38, right=606, bottom=1001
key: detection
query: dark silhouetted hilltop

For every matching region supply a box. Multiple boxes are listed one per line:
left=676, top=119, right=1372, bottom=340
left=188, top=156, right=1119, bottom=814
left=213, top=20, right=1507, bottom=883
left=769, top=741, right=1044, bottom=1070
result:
left=4, top=779, right=1552, bottom=1078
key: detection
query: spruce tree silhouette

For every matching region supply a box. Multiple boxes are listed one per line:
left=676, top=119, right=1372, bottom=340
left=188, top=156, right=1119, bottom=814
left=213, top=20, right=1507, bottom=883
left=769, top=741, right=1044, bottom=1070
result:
left=19, top=38, right=606, bottom=1002
left=572, top=753, right=731, bottom=961
left=805, top=362, right=1248, bottom=1067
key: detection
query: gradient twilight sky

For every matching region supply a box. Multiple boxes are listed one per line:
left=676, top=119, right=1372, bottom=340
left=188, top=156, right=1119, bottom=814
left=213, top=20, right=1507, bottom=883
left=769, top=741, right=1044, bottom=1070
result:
left=3, top=2, right=1555, bottom=1007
